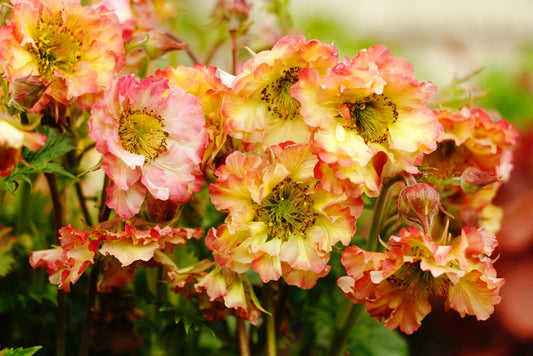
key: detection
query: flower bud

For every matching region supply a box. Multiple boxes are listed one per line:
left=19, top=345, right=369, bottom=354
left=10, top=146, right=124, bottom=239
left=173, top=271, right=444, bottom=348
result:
left=460, top=166, right=499, bottom=194
left=9, top=75, right=49, bottom=111
left=134, top=30, right=188, bottom=61
left=397, top=183, right=441, bottom=234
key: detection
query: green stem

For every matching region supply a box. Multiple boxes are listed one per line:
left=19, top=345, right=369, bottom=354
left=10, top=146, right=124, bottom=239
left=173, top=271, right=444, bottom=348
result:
left=67, top=151, right=93, bottom=226
left=237, top=317, right=251, bottom=356
left=328, top=176, right=404, bottom=356
left=367, top=176, right=404, bottom=251
left=265, top=284, right=277, bottom=356
left=327, top=303, right=365, bottom=356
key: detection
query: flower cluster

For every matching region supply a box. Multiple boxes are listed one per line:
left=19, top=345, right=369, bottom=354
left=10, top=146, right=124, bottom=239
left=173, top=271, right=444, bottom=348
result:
left=88, top=74, right=208, bottom=218
left=0, top=0, right=125, bottom=112
left=0, top=0, right=519, bottom=349
left=29, top=221, right=202, bottom=292
left=338, top=225, right=504, bottom=334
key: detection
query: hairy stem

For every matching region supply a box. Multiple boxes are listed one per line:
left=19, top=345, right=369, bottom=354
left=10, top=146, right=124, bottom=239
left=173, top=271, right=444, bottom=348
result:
left=367, top=175, right=404, bottom=251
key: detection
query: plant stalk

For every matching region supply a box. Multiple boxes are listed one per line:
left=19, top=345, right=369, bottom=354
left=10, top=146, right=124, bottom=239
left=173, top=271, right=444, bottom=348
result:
left=265, top=284, right=277, bottom=356
left=237, top=317, right=251, bottom=356
left=328, top=176, right=404, bottom=355
left=79, top=173, right=110, bottom=356
left=45, top=173, right=66, bottom=356
left=327, top=302, right=365, bottom=356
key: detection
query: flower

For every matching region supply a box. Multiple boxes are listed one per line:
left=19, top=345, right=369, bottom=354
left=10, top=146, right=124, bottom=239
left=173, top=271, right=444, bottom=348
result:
left=157, top=256, right=263, bottom=325
left=338, top=225, right=504, bottom=334
left=97, top=221, right=203, bottom=266
left=88, top=74, right=208, bottom=219
left=0, top=112, right=46, bottom=177
left=424, top=107, right=518, bottom=184
left=207, top=143, right=362, bottom=288
left=222, top=35, right=338, bottom=151
left=155, top=64, right=229, bottom=171
left=29, top=225, right=101, bottom=291
left=292, top=45, right=442, bottom=195
left=422, top=107, right=519, bottom=234
left=0, top=0, right=125, bottom=112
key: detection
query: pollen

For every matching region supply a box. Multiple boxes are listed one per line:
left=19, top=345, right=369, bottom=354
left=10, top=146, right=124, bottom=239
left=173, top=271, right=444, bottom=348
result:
left=255, top=178, right=317, bottom=240
left=118, top=108, right=168, bottom=162
left=27, top=17, right=82, bottom=77
left=387, top=261, right=450, bottom=297
left=339, top=93, right=399, bottom=144
left=260, top=67, right=302, bottom=121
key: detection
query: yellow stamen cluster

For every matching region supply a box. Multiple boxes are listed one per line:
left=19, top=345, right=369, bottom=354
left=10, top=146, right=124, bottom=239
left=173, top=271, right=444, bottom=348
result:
left=118, top=108, right=168, bottom=162
left=387, top=261, right=449, bottom=297
left=260, top=67, right=302, bottom=121
left=27, top=17, right=82, bottom=77
left=339, top=93, right=398, bottom=144
left=255, top=178, right=317, bottom=240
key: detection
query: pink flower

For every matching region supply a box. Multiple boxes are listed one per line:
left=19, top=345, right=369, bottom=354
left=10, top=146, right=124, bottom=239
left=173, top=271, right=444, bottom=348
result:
left=157, top=257, right=263, bottom=325
left=207, top=143, right=362, bottom=288
left=88, top=74, right=208, bottom=218
left=338, top=225, right=504, bottom=334
left=292, top=45, right=442, bottom=195
left=0, top=0, right=125, bottom=112
left=29, top=225, right=101, bottom=291
left=424, top=107, right=518, bottom=183
left=422, top=107, right=519, bottom=234
left=222, top=35, right=338, bottom=151
left=97, top=221, right=203, bottom=266
left=155, top=64, right=230, bottom=171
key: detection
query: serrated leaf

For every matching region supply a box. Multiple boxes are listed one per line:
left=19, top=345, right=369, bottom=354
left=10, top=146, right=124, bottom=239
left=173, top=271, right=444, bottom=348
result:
left=0, top=346, right=42, bottom=356
left=1, top=128, right=77, bottom=192
left=23, top=127, right=75, bottom=166
left=0, top=250, right=16, bottom=277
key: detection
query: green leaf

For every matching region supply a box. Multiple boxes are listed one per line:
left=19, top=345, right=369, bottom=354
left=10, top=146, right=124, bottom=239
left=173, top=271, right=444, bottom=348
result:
left=0, top=249, right=16, bottom=277
left=0, top=127, right=77, bottom=192
left=24, top=127, right=75, bottom=166
left=0, top=346, right=42, bottom=356
left=347, top=311, right=408, bottom=356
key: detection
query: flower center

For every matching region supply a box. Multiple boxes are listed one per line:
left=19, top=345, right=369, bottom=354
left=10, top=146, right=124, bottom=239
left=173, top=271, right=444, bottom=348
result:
left=387, top=261, right=449, bottom=297
left=27, top=17, right=82, bottom=77
left=261, top=67, right=302, bottom=121
left=118, top=108, right=168, bottom=162
left=255, top=178, right=317, bottom=240
left=338, top=94, right=398, bottom=144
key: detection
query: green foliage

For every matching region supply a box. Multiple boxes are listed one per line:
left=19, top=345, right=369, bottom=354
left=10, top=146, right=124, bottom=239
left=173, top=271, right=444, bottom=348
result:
left=0, top=127, right=76, bottom=193
left=0, top=346, right=42, bottom=356
left=348, top=312, right=409, bottom=356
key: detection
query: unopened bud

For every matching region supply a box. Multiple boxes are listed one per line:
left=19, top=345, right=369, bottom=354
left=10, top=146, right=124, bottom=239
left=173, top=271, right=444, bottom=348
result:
left=397, top=183, right=441, bottom=234
left=460, top=167, right=499, bottom=194
left=139, top=30, right=189, bottom=60
left=9, top=75, right=49, bottom=111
